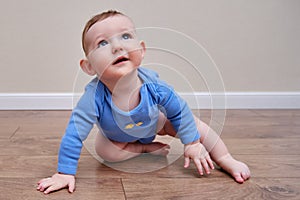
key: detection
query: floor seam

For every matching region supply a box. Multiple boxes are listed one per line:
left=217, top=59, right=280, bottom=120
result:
left=120, top=178, right=127, bottom=200
left=9, top=126, right=20, bottom=140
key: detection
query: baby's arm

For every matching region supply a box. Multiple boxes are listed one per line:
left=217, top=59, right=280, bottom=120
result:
left=157, top=112, right=214, bottom=175
left=153, top=81, right=215, bottom=175
left=194, top=117, right=251, bottom=183
left=37, top=82, right=98, bottom=194
left=160, top=114, right=250, bottom=182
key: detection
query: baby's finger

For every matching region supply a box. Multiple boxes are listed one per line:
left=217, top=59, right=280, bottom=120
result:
left=68, top=181, right=75, bottom=193
left=44, top=184, right=62, bottom=194
left=193, top=158, right=204, bottom=175
left=184, top=156, right=190, bottom=168
left=200, top=158, right=210, bottom=174
left=37, top=177, right=51, bottom=185
left=207, top=156, right=215, bottom=170
left=37, top=179, right=53, bottom=192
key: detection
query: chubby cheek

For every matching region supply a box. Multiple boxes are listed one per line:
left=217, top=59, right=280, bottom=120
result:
left=129, top=49, right=144, bottom=67
left=88, top=51, right=113, bottom=75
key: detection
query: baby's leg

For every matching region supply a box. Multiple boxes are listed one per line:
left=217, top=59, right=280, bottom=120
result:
left=94, top=132, right=170, bottom=162
left=157, top=113, right=250, bottom=183
left=194, top=117, right=250, bottom=183
left=156, top=112, right=177, bottom=137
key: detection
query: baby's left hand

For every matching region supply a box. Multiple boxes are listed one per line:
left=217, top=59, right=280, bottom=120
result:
left=184, top=140, right=214, bottom=175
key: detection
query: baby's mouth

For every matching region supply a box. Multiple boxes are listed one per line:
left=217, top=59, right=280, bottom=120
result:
left=112, top=56, right=129, bottom=65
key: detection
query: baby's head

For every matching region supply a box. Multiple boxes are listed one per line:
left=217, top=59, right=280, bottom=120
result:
left=80, top=10, right=146, bottom=81
left=82, top=10, right=133, bottom=55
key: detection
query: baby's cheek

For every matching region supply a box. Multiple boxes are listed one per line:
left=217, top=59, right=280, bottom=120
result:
left=130, top=51, right=144, bottom=66
left=91, top=54, right=112, bottom=70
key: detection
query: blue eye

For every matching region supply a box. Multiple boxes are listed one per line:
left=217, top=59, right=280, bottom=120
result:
left=98, top=40, right=108, bottom=48
left=122, top=33, right=132, bottom=40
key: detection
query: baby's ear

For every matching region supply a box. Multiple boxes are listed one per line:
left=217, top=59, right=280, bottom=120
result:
left=80, top=59, right=96, bottom=76
left=139, top=41, right=146, bottom=58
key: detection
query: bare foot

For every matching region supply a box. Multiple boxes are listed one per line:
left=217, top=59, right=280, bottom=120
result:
left=143, top=142, right=170, bottom=156
left=216, top=154, right=250, bottom=183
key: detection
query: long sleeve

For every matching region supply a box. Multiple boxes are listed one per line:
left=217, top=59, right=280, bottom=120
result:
left=57, top=80, right=99, bottom=175
left=155, top=83, right=200, bottom=144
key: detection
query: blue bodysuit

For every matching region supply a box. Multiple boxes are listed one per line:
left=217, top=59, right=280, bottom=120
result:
left=58, top=67, right=200, bottom=175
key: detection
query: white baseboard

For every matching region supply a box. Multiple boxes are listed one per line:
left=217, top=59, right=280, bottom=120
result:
left=0, top=92, right=299, bottom=110
left=182, top=92, right=300, bottom=109
left=0, top=93, right=76, bottom=110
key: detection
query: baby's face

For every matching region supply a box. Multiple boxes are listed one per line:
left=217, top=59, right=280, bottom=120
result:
left=84, top=15, right=145, bottom=82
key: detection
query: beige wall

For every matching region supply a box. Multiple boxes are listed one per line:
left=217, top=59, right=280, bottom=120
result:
left=0, top=0, right=299, bottom=93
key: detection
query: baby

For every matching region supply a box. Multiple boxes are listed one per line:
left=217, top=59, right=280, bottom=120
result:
left=37, top=10, right=250, bottom=194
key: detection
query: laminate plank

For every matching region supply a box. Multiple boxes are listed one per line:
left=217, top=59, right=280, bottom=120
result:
left=0, top=110, right=71, bottom=118
left=0, top=178, right=125, bottom=200
left=199, top=110, right=300, bottom=139
left=96, top=154, right=300, bottom=179
left=254, top=178, right=300, bottom=199
left=0, top=111, right=70, bottom=133
left=122, top=177, right=300, bottom=200
left=0, top=119, right=68, bottom=130
left=195, top=109, right=300, bottom=128
left=221, top=125, right=300, bottom=138
left=0, top=126, right=101, bottom=157
left=0, top=125, right=19, bottom=139
left=0, top=138, right=60, bottom=156
left=232, top=154, right=300, bottom=178
left=250, top=109, right=300, bottom=117
left=1, top=152, right=298, bottom=180
left=194, top=109, right=260, bottom=118
left=222, top=138, right=300, bottom=155
left=222, top=114, right=300, bottom=127
left=76, top=154, right=300, bottom=179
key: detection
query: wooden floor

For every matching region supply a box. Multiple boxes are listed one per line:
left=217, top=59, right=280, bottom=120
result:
left=0, top=109, right=299, bottom=200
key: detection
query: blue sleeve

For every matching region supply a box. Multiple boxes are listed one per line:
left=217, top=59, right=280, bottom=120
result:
left=156, top=83, right=200, bottom=144
left=57, top=81, right=98, bottom=175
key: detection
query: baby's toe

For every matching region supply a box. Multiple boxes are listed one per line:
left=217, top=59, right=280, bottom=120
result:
left=241, top=171, right=250, bottom=181
left=233, top=173, right=245, bottom=184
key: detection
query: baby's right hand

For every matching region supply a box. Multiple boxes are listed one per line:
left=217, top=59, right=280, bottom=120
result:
left=37, top=173, right=75, bottom=194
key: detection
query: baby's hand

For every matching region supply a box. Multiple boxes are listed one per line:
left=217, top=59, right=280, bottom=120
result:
left=184, top=140, right=214, bottom=175
left=37, top=173, right=75, bottom=194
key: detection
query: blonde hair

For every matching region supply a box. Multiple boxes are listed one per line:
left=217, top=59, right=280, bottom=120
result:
left=81, top=10, right=125, bottom=55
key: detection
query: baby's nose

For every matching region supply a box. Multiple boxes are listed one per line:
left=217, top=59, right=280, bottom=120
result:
left=111, top=39, right=124, bottom=53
